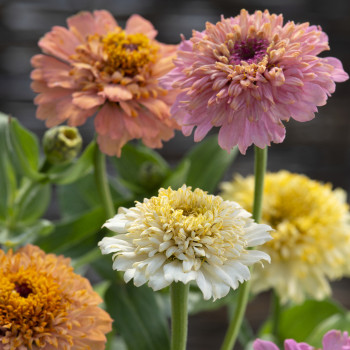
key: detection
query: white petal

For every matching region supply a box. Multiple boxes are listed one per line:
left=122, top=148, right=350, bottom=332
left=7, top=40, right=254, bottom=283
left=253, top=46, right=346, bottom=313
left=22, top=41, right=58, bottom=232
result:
left=148, top=269, right=171, bottom=291
left=244, top=223, right=273, bottom=246
left=98, top=236, right=133, bottom=254
left=124, top=268, right=136, bottom=283
left=103, top=213, right=129, bottom=233
left=113, top=255, right=140, bottom=271
left=163, top=261, right=183, bottom=283
left=238, top=250, right=271, bottom=265
left=196, top=270, right=213, bottom=300
left=145, top=254, right=167, bottom=275
left=134, top=268, right=148, bottom=287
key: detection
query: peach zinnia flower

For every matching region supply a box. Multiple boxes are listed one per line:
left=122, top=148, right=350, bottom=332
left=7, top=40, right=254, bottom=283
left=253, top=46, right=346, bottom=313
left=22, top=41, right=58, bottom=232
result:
left=31, top=11, right=179, bottom=156
left=163, top=9, right=349, bottom=154
left=0, top=245, right=112, bottom=349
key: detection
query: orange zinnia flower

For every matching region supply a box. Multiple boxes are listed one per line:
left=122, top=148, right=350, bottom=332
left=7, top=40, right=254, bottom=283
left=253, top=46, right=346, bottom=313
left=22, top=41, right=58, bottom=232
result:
left=0, top=245, right=112, bottom=349
left=31, top=11, right=179, bottom=156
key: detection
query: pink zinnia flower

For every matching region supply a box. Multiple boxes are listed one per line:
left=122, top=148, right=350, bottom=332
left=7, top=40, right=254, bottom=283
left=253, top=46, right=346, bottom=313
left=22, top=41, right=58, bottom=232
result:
left=253, top=330, right=350, bottom=350
left=31, top=11, right=179, bottom=156
left=163, top=9, right=349, bottom=154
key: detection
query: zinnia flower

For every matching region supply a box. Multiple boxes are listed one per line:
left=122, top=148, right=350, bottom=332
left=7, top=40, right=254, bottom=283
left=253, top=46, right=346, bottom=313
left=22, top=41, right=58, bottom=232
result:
left=31, top=10, right=179, bottom=157
left=220, top=171, right=350, bottom=304
left=98, top=185, right=272, bottom=301
left=163, top=9, right=349, bottom=154
left=0, top=244, right=112, bottom=349
left=253, top=329, right=350, bottom=350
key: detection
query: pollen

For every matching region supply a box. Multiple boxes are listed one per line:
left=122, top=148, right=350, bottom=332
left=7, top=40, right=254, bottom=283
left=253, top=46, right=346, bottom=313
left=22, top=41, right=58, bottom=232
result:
left=102, top=29, right=159, bottom=76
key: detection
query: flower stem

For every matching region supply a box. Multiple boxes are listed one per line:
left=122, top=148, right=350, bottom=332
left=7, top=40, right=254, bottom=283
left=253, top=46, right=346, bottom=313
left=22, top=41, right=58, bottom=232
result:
left=94, top=145, right=115, bottom=219
left=220, top=146, right=268, bottom=350
left=170, top=282, right=189, bottom=350
left=271, top=290, right=281, bottom=340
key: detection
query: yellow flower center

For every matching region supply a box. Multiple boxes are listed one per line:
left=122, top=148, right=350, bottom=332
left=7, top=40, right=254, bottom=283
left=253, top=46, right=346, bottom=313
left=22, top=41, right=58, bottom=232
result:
left=102, top=29, right=158, bottom=76
left=0, top=266, right=72, bottom=348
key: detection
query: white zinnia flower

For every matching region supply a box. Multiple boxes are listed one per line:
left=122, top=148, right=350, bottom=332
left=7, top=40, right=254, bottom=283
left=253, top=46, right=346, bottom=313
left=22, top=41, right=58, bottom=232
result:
left=98, top=185, right=272, bottom=300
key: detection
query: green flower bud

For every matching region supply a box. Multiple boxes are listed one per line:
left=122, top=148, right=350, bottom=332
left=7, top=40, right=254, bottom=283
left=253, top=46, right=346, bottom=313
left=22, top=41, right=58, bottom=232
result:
left=43, top=126, right=82, bottom=164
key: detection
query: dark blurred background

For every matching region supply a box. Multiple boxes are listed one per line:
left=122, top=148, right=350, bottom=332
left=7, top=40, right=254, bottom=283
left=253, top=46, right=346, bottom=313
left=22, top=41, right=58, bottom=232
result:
left=0, top=0, right=349, bottom=348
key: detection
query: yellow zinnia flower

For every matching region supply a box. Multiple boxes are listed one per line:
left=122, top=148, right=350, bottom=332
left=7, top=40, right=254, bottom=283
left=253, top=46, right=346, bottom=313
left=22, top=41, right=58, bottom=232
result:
left=220, top=171, right=350, bottom=304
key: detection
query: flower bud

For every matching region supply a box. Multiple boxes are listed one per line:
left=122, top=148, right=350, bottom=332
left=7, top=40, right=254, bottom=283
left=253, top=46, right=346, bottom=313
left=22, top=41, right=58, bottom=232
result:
left=43, top=126, right=82, bottom=164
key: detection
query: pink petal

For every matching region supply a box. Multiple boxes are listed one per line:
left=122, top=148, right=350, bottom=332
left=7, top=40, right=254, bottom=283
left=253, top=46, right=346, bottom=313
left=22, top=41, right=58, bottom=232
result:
left=322, top=330, right=350, bottom=350
left=100, top=85, right=133, bottom=102
left=93, top=10, right=118, bottom=35
left=31, top=54, right=74, bottom=89
left=302, top=82, right=328, bottom=106
left=140, top=98, right=170, bottom=119
left=123, top=115, right=143, bottom=139
left=67, top=11, right=96, bottom=40
left=125, top=14, right=158, bottom=39
left=39, top=26, right=80, bottom=61
left=323, top=57, right=349, bottom=82
left=194, top=120, right=213, bottom=141
left=37, top=103, right=64, bottom=126
left=284, top=339, right=312, bottom=350
left=94, top=103, right=125, bottom=140
left=34, top=87, right=73, bottom=105
left=72, top=91, right=106, bottom=109
left=97, top=133, right=130, bottom=157
left=56, top=97, right=95, bottom=126
left=253, top=339, right=279, bottom=350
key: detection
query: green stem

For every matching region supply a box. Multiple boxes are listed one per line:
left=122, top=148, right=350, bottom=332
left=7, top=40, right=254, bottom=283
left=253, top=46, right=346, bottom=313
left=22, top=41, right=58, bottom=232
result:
left=252, top=146, right=267, bottom=222
left=271, top=290, right=281, bottom=340
left=170, top=282, right=189, bottom=350
left=220, top=146, right=268, bottom=350
left=93, top=145, right=115, bottom=219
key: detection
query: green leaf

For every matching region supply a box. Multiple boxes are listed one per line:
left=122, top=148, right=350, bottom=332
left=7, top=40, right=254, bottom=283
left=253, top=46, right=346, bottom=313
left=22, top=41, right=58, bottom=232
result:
left=112, top=143, right=170, bottom=194
left=306, top=312, right=350, bottom=347
left=7, top=116, right=46, bottom=182
left=105, top=282, right=170, bottom=350
left=0, top=113, right=17, bottom=219
left=48, top=141, right=96, bottom=185
left=57, top=172, right=126, bottom=219
left=1, top=219, right=54, bottom=247
left=260, top=299, right=345, bottom=342
left=34, top=206, right=105, bottom=253
left=162, top=159, right=190, bottom=190
left=15, top=180, right=51, bottom=224
left=179, top=135, right=238, bottom=192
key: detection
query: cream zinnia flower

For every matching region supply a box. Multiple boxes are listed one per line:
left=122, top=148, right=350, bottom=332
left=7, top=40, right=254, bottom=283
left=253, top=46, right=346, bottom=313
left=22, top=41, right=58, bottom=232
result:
left=220, top=171, right=350, bottom=304
left=98, top=185, right=272, bottom=300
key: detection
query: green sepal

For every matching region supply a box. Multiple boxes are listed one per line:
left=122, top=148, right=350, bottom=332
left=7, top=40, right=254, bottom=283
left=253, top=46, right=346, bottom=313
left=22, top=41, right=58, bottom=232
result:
left=47, top=141, right=96, bottom=185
